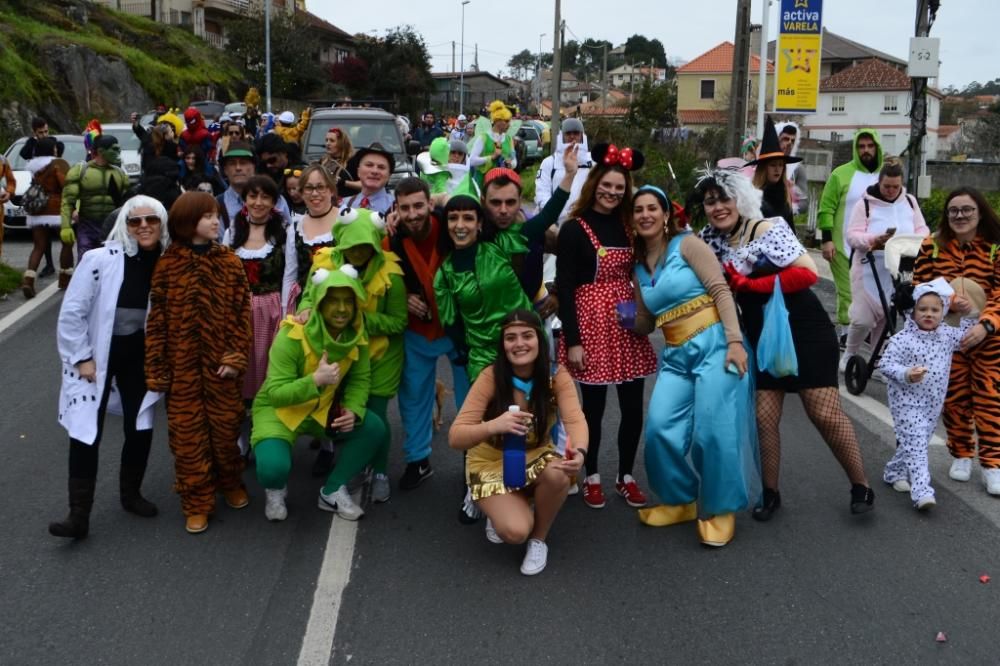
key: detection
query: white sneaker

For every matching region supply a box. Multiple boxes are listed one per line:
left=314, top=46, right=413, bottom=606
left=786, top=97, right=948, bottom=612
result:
left=983, top=468, right=1000, bottom=496
left=891, top=479, right=911, bottom=493
left=264, top=487, right=288, bottom=521
left=567, top=482, right=579, bottom=496
left=870, top=369, right=887, bottom=384
left=949, top=457, right=973, bottom=482
left=318, top=485, right=365, bottom=520
left=372, top=473, right=391, bottom=503
left=520, top=538, right=548, bottom=576
left=915, top=495, right=936, bottom=511
left=838, top=354, right=849, bottom=374
left=485, top=518, right=503, bottom=544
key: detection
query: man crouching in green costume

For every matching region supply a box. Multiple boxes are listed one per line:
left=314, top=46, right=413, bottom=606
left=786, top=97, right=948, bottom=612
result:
left=251, top=264, right=387, bottom=522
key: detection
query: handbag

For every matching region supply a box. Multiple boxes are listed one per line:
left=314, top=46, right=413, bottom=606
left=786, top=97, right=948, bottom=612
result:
left=22, top=175, right=50, bottom=215
left=756, top=275, right=799, bottom=377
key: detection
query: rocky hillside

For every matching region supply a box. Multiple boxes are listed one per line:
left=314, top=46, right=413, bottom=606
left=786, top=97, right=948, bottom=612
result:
left=0, top=0, right=245, bottom=139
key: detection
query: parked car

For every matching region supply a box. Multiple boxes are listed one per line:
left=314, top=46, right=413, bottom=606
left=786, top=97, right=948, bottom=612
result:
left=302, top=107, right=419, bottom=191
left=224, top=102, right=247, bottom=119
left=188, top=100, right=225, bottom=122
left=2, top=135, right=87, bottom=231
left=100, top=123, right=143, bottom=183
left=515, top=125, right=543, bottom=169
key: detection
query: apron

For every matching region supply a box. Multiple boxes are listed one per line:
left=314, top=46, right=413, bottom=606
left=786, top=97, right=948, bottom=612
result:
left=557, top=220, right=656, bottom=384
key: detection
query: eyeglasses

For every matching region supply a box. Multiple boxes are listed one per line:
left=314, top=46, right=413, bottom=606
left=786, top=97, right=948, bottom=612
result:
left=126, top=215, right=161, bottom=227
left=947, top=206, right=977, bottom=218
left=302, top=184, right=330, bottom=194
left=227, top=131, right=243, bottom=137
left=284, top=168, right=303, bottom=177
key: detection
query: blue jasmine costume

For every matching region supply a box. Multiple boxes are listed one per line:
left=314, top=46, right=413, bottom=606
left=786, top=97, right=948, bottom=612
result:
left=633, top=226, right=760, bottom=546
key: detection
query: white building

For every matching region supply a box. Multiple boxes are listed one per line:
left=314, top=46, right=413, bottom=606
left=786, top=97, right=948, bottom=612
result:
left=607, top=64, right=668, bottom=88
left=804, top=58, right=942, bottom=158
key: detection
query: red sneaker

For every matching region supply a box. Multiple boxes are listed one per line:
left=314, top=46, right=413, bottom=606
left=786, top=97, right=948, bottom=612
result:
left=615, top=476, right=648, bottom=507
left=582, top=478, right=606, bottom=509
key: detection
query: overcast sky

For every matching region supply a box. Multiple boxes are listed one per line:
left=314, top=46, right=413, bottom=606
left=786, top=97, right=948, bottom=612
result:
left=311, top=0, right=993, bottom=90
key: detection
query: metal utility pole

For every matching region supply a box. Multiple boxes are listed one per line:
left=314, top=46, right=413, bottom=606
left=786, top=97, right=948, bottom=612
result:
left=550, top=0, right=562, bottom=138
left=537, top=32, right=545, bottom=106
left=264, top=0, right=272, bottom=113
left=460, top=0, right=470, bottom=116
left=756, top=0, right=771, bottom=140
left=727, top=0, right=752, bottom=156
left=602, top=42, right=608, bottom=115
left=907, top=0, right=935, bottom=196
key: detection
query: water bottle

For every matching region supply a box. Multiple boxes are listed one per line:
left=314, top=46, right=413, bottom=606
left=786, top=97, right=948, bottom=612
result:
left=502, top=405, right=527, bottom=488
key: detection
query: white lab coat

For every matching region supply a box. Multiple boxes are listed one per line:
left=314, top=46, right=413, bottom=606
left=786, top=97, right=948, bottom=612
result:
left=57, top=241, right=161, bottom=445
left=535, top=133, right=592, bottom=225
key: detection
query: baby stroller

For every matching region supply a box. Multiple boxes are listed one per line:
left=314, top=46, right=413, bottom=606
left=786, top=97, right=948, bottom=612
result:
left=843, top=234, right=926, bottom=395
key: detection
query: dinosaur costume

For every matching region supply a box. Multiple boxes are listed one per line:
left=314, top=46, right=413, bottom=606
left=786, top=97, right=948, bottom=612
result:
left=252, top=265, right=387, bottom=496
left=817, top=128, right=884, bottom=325
left=300, top=208, right=407, bottom=475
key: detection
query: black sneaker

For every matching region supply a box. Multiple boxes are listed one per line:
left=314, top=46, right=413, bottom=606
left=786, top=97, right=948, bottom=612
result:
left=312, top=449, right=335, bottom=478
left=39, top=264, right=55, bottom=278
left=399, top=458, right=434, bottom=490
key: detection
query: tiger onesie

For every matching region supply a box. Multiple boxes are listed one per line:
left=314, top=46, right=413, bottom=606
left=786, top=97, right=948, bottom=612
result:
left=913, top=234, right=1000, bottom=474
left=145, top=241, right=253, bottom=519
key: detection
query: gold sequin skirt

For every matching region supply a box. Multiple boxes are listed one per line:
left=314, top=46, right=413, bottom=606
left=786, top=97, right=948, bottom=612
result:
left=466, top=441, right=559, bottom=500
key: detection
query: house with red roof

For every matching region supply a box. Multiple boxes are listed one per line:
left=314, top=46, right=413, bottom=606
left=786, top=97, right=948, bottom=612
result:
left=676, top=41, right=774, bottom=131
left=808, top=57, right=943, bottom=157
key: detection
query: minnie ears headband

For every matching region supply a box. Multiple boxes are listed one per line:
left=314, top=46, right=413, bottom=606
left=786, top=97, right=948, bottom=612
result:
left=591, top=143, right=645, bottom=171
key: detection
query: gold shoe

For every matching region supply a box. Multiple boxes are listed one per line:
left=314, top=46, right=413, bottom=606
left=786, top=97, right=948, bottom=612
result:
left=638, top=502, right=697, bottom=527
left=697, top=513, right=735, bottom=547
left=224, top=488, right=249, bottom=509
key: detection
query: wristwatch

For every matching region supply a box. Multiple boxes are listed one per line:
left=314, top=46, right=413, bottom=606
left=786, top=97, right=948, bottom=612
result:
left=980, top=319, right=995, bottom=335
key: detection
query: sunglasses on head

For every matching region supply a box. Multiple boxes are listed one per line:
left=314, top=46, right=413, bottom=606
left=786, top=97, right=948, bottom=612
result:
left=126, top=215, right=161, bottom=227
left=284, top=168, right=303, bottom=177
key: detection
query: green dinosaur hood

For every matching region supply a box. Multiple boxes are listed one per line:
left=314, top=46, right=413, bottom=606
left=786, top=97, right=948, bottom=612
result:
left=851, top=127, right=884, bottom=174
left=332, top=207, right=388, bottom=283
left=303, top=264, right=368, bottom=359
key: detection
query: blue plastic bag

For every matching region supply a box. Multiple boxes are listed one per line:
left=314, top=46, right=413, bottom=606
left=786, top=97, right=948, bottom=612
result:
left=756, top=275, right=799, bottom=377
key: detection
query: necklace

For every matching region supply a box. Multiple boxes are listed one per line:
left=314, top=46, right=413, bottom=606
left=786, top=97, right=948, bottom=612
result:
left=308, top=204, right=336, bottom=220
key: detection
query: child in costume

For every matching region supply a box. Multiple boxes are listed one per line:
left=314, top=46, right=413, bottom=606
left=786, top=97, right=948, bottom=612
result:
left=145, top=192, right=253, bottom=534
left=469, top=101, right=519, bottom=187
left=878, top=278, right=975, bottom=510
left=251, top=265, right=388, bottom=522
left=299, top=207, right=407, bottom=501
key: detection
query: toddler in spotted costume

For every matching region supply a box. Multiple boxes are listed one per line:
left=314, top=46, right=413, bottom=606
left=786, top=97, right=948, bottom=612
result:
left=878, top=278, right=974, bottom=510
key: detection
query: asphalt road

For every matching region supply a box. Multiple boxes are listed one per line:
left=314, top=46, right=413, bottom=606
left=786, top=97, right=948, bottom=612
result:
left=1, top=237, right=998, bottom=665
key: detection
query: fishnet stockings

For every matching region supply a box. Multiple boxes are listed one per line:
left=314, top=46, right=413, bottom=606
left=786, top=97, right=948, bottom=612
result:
left=755, top=388, right=869, bottom=489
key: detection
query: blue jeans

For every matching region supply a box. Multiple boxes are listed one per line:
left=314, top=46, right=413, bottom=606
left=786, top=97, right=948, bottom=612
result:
left=399, top=330, right=470, bottom=463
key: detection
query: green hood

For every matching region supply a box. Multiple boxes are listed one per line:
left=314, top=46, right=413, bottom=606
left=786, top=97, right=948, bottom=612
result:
left=851, top=127, right=884, bottom=174
left=303, top=265, right=368, bottom=360
left=332, top=208, right=387, bottom=284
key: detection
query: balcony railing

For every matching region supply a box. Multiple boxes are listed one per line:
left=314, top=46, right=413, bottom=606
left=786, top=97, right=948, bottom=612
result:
left=203, top=30, right=227, bottom=48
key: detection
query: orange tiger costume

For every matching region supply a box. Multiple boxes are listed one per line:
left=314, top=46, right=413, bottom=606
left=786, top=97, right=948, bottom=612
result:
left=145, top=242, right=253, bottom=517
left=913, top=235, right=1000, bottom=469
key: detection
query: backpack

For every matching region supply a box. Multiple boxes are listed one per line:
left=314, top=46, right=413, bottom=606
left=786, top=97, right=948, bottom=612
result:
left=22, top=177, right=50, bottom=215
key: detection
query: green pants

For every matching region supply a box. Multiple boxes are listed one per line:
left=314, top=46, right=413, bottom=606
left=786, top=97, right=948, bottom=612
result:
left=830, top=250, right=852, bottom=326
left=255, top=412, right=387, bottom=493
left=367, top=394, right=391, bottom=474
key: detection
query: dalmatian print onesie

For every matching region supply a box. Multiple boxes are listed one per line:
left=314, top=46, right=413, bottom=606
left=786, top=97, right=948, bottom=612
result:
left=878, top=315, right=973, bottom=504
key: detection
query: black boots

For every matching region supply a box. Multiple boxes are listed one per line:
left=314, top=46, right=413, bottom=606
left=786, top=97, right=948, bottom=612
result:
left=119, top=465, right=158, bottom=517
left=850, top=484, right=875, bottom=514
left=752, top=488, right=782, bottom=522
left=49, top=478, right=96, bottom=539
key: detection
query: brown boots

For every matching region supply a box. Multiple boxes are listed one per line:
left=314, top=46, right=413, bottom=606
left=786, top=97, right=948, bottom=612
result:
left=49, top=478, right=96, bottom=539
left=58, top=268, right=73, bottom=289
left=21, top=269, right=36, bottom=299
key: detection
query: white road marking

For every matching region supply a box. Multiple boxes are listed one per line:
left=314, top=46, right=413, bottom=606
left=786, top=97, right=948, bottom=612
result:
left=0, top=282, right=60, bottom=336
left=297, top=516, right=358, bottom=666
left=839, top=386, right=946, bottom=447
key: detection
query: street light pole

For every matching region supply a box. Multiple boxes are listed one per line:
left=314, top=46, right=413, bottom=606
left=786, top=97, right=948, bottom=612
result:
left=460, top=0, right=470, bottom=117
left=537, top=32, right=545, bottom=106
left=264, top=0, right=272, bottom=113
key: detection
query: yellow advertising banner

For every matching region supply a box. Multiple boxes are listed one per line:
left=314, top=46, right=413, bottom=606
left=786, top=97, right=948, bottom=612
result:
left=775, top=0, right=823, bottom=113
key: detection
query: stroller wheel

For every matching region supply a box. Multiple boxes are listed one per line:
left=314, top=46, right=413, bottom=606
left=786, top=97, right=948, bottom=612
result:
left=844, top=355, right=868, bottom=395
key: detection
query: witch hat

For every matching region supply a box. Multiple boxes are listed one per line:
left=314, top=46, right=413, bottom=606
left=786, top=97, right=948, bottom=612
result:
left=746, top=117, right=802, bottom=166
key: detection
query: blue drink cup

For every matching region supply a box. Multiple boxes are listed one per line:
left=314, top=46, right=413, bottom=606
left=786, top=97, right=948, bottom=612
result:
left=616, top=301, right=637, bottom=330
left=502, top=405, right=527, bottom=488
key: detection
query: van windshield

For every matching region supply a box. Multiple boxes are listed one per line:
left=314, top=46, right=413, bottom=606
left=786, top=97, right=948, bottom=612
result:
left=306, top=118, right=403, bottom=158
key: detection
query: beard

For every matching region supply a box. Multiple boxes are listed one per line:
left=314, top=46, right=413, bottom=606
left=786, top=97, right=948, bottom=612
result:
left=860, top=153, right=878, bottom=172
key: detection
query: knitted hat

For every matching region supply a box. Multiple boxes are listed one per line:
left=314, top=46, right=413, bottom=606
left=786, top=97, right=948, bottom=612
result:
left=562, top=118, right=584, bottom=134
left=483, top=167, right=521, bottom=190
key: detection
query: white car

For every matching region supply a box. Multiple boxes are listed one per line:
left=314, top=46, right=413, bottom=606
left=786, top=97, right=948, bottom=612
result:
left=2, top=135, right=87, bottom=231
left=100, top=123, right=143, bottom=183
